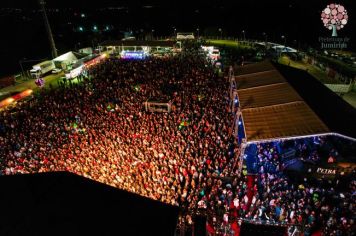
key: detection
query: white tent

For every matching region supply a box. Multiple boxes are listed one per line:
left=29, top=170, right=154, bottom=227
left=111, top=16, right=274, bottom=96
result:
left=53, top=52, right=78, bottom=69
left=272, top=45, right=298, bottom=53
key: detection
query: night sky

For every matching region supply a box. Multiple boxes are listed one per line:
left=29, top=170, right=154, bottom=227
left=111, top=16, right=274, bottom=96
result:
left=0, top=0, right=355, bottom=76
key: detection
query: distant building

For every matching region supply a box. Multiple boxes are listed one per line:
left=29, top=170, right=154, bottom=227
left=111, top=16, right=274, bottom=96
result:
left=99, top=40, right=178, bottom=57
left=78, top=47, right=93, bottom=55
left=176, top=32, right=195, bottom=40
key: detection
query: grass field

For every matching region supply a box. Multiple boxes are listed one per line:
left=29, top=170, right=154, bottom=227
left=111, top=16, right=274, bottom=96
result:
left=0, top=72, right=64, bottom=93
left=0, top=72, right=65, bottom=102
left=278, top=56, right=338, bottom=84
left=278, top=56, right=356, bottom=108
left=206, top=39, right=255, bottom=50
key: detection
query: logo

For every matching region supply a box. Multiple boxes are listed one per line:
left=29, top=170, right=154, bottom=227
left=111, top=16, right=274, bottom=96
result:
left=321, top=3, right=348, bottom=37
left=316, top=167, right=337, bottom=175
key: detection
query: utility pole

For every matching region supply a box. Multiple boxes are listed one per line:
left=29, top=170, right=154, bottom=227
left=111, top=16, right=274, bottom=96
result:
left=19, top=59, right=25, bottom=77
left=38, top=0, right=58, bottom=58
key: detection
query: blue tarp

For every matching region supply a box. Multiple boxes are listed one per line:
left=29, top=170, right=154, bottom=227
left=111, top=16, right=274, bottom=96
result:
left=237, top=116, right=245, bottom=145
left=245, top=144, right=258, bottom=174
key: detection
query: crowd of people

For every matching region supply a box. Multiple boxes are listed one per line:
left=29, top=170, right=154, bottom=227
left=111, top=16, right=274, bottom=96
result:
left=252, top=141, right=355, bottom=235
left=0, top=48, right=242, bottom=227
left=198, top=138, right=355, bottom=235
left=0, top=45, right=354, bottom=236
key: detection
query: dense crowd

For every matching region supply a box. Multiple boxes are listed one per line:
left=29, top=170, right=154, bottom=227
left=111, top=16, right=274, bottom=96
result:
left=199, top=138, right=355, bottom=235
left=254, top=141, right=355, bottom=235
left=0, top=47, right=355, bottom=236
left=0, top=50, right=240, bottom=219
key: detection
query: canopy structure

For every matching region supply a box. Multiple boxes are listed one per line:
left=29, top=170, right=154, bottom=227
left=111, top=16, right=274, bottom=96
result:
left=234, top=61, right=350, bottom=143
left=271, top=45, right=298, bottom=53
left=100, top=40, right=176, bottom=47
left=53, top=51, right=78, bottom=63
left=52, top=51, right=82, bottom=69
left=99, top=40, right=178, bottom=56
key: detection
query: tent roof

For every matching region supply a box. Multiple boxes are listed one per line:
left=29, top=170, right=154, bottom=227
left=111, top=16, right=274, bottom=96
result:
left=53, top=51, right=78, bottom=62
left=275, top=63, right=356, bottom=140
left=236, top=61, right=276, bottom=76
left=242, top=101, right=329, bottom=141
left=271, top=46, right=298, bottom=53
left=238, top=82, right=302, bottom=109
left=236, top=61, right=332, bottom=142
left=236, top=70, right=285, bottom=90
left=101, top=40, right=176, bottom=47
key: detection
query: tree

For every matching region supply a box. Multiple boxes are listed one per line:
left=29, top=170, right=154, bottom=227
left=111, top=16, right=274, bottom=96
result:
left=321, top=3, right=348, bottom=37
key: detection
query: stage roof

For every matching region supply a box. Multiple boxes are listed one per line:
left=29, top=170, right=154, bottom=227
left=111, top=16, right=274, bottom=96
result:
left=236, top=61, right=276, bottom=76
left=276, top=63, right=356, bottom=140
left=101, top=40, right=176, bottom=47
left=236, top=61, right=356, bottom=143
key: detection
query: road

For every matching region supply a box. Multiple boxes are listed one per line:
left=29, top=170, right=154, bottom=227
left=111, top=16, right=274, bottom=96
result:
left=0, top=72, right=64, bottom=99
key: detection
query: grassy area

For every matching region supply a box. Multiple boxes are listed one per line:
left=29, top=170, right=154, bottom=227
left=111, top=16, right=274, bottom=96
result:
left=0, top=72, right=64, bottom=94
left=343, top=91, right=356, bottom=108
left=315, top=55, right=356, bottom=78
left=0, top=72, right=65, bottom=103
left=207, top=39, right=238, bottom=48
left=206, top=39, right=255, bottom=50
left=330, top=50, right=355, bottom=57
left=279, top=55, right=356, bottom=108
left=278, top=56, right=339, bottom=84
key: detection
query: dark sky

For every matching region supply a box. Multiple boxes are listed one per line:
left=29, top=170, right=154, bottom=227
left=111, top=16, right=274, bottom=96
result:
left=0, top=0, right=355, bottom=76
left=2, top=0, right=355, bottom=37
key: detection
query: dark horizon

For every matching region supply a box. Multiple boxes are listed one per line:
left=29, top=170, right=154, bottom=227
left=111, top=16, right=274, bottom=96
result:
left=0, top=0, right=355, bottom=76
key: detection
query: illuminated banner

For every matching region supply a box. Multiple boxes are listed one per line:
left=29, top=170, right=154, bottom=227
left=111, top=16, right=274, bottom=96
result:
left=66, top=65, right=83, bottom=79
left=316, top=167, right=337, bottom=175
left=121, top=51, right=147, bottom=59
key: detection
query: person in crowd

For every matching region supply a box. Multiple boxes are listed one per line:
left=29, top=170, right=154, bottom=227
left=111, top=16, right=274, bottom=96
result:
left=0, top=45, right=354, bottom=236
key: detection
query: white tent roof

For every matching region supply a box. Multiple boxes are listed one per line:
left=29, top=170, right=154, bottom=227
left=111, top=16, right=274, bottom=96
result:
left=272, top=46, right=297, bottom=53
left=53, top=51, right=78, bottom=62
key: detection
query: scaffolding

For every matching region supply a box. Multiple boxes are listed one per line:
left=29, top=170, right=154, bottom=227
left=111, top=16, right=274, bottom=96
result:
left=228, top=65, right=248, bottom=174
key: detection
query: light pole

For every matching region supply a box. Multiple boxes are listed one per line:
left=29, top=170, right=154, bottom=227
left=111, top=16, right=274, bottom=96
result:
left=242, top=30, right=246, bottom=41
left=293, top=39, right=297, bottom=50
left=92, top=40, right=95, bottom=51
left=218, top=28, right=222, bottom=39
left=173, top=27, right=176, bottom=37
left=262, top=32, right=268, bottom=54
left=282, top=35, right=287, bottom=49
left=19, top=58, right=25, bottom=78
left=196, top=28, right=200, bottom=38
left=152, top=29, right=155, bottom=40
left=38, top=0, right=58, bottom=58
left=281, top=35, right=287, bottom=57
left=262, top=32, right=267, bottom=43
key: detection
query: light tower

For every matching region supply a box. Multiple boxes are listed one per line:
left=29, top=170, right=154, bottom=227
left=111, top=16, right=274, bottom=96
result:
left=38, top=0, right=58, bottom=58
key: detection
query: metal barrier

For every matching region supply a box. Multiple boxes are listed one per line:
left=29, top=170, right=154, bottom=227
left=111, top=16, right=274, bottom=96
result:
left=144, top=101, right=171, bottom=112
